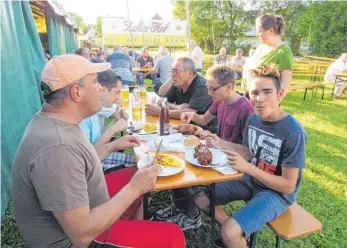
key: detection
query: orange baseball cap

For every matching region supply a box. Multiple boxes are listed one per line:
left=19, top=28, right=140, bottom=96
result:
left=41, top=54, right=111, bottom=93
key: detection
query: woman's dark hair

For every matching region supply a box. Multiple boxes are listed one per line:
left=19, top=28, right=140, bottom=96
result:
left=256, top=13, right=285, bottom=36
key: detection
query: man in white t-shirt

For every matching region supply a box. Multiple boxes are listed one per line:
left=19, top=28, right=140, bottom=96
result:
left=324, top=53, right=347, bottom=98
left=190, top=40, right=204, bottom=72
left=231, top=48, right=247, bottom=80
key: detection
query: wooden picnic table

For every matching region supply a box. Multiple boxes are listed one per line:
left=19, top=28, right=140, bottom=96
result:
left=132, top=67, right=154, bottom=73
left=123, top=92, right=243, bottom=247
left=331, top=73, right=347, bottom=100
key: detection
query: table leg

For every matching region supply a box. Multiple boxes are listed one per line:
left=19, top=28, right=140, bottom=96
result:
left=143, top=192, right=149, bottom=220
left=210, top=183, right=216, bottom=248
left=331, top=78, right=337, bottom=100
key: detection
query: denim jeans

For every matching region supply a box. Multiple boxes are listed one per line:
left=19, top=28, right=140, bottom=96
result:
left=136, top=72, right=157, bottom=85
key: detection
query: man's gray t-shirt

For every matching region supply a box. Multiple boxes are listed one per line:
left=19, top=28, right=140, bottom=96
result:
left=243, top=114, right=307, bottom=204
left=12, top=112, right=109, bottom=248
left=154, top=55, right=174, bottom=82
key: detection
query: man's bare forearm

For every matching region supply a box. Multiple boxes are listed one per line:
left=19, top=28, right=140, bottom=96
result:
left=220, top=141, right=252, bottom=161
left=94, top=143, right=113, bottom=161
left=55, top=184, right=140, bottom=246
left=247, top=166, right=298, bottom=194
left=192, top=114, right=209, bottom=126
left=169, top=108, right=196, bottom=120
left=158, top=77, right=173, bottom=96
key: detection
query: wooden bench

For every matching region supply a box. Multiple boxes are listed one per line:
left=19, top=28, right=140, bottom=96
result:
left=289, top=82, right=325, bottom=100
left=249, top=204, right=322, bottom=248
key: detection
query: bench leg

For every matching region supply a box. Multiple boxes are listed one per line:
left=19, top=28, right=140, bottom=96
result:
left=276, top=235, right=281, bottom=248
left=249, top=232, right=257, bottom=248
left=303, top=88, right=308, bottom=100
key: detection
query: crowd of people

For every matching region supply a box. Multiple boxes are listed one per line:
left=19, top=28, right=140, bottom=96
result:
left=12, top=13, right=314, bottom=248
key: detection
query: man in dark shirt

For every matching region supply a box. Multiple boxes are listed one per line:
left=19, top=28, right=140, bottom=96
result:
left=145, top=56, right=213, bottom=120
left=136, top=46, right=157, bottom=85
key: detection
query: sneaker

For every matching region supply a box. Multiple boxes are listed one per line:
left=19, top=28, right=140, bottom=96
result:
left=214, top=238, right=226, bottom=248
left=167, top=212, right=202, bottom=231
left=155, top=204, right=183, bottom=220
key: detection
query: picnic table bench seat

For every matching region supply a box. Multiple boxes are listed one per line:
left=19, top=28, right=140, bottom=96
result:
left=249, top=203, right=322, bottom=248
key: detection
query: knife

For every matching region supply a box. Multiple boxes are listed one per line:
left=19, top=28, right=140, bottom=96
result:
left=152, top=139, right=164, bottom=166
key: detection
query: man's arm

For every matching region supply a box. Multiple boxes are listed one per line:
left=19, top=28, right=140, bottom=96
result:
left=158, top=77, right=174, bottom=96
left=281, top=70, right=292, bottom=94
left=248, top=166, right=299, bottom=194
left=53, top=164, right=158, bottom=247
left=169, top=108, right=196, bottom=120
left=94, top=119, right=128, bottom=149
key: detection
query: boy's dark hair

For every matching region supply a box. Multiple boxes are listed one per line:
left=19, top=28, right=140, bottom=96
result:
left=249, top=64, right=282, bottom=92
left=97, top=69, right=122, bottom=91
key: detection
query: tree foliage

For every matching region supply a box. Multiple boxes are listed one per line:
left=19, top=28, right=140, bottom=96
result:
left=95, top=17, right=102, bottom=38
left=173, top=0, right=346, bottom=57
left=68, top=12, right=87, bottom=33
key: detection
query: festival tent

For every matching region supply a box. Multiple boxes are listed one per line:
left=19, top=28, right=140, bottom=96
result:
left=1, top=0, right=78, bottom=220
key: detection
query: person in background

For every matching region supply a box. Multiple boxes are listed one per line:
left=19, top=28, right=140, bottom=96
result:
left=324, top=53, right=347, bottom=98
left=80, top=69, right=137, bottom=171
left=194, top=64, right=306, bottom=248
left=76, top=47, right=91, bottom=60
left=214, top=47, right=229, bottom=65
left=107, top=45, right=135, bottom=85
left=231, top=48, right=246, bottom=80
left=12, top=54, right=185, bottom=248
left=123, top=46, right=136, bottom=67
left=152, top=46, right=174, bottom=93
left=242, top=13, right=293, bottom=96
left=181, top=65, right=253, bottom=145
left=136, top=46, right=157, bottom=86
left=190, top=40, right=204, bottom=72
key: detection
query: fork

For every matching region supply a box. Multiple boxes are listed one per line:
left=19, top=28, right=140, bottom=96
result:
left=139, top=144, right=163, bottom=172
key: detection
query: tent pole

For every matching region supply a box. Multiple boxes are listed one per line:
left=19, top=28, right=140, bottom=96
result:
left=125, top=0, right=135, bottom=56
left=185, top=0, right=191, bottom=54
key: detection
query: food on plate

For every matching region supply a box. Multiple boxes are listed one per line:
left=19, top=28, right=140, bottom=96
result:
left=143, top=123, right=157, bottom=133
left=154, top=154, right=181, bottom=167
left=176, top=124, right=200, bottom=135
left=194, top=144, right=213, bottom=166
left=194, top=130, right=212, bottom=140
left=183, top=136, right=200, bottom=148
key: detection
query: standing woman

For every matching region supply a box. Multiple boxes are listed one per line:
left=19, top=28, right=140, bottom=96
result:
left=242, top=14, right=293, bottom=96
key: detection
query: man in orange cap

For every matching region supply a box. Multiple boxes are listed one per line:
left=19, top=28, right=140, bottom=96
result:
left=12, top=54, right=185, bottom=248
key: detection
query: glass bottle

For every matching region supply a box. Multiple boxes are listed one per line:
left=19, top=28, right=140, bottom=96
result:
left=159, top=98, right=170, bottom=136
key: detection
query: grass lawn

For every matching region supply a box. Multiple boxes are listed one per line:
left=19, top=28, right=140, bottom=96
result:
left=1, top=80, right=347, bottom=247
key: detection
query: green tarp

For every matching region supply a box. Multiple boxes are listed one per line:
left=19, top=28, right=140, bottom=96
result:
left=45, top=7, right=78, bottom=56
left=1, top=1, right=45, bottom=218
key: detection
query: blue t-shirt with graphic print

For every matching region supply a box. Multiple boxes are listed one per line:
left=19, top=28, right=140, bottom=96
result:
left=242, top=113, right=307, bottom=204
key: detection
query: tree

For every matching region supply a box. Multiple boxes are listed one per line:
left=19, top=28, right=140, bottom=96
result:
left=95, top=17, right=102, bottom=38
left=298, top=1, right=347, bottom=56
left=173, top=0, right=255, bottom=53
left=68, top=12, right=87, bottom=33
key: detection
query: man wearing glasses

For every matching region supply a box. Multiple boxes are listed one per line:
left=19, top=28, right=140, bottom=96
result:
left=146, top=56, right=213, bottom=121
left=181, top=65, right=253, bottom=145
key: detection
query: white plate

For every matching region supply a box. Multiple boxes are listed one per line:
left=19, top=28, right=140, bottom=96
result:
left=185, top=148, right=227, bottom=168
left=137, top=154, right=185, bottom=177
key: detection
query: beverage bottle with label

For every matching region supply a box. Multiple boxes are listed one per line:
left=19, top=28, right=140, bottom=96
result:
left=159, top=98, right=170, bottom=136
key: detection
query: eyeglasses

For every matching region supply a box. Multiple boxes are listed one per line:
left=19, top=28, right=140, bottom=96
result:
left=257, top=29, right=267, bottom=36
left=207, top=84, right=225, bottom=94
left=170, top=69, right=188, bottom=75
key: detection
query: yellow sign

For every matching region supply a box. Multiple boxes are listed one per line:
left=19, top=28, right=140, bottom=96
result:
left=104, top=34, right=186, bottom=47
left=34, top=15, right=47, bottom=34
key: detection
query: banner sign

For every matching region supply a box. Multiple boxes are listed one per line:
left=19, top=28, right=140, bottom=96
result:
left=102, top=17, right=187, bottom=47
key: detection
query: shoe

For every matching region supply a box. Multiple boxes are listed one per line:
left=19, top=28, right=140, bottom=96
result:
left=167, top=211, right=202, bottom=231
left=214, top=238, right=226, bottom=248
left=155, top=204, right=183, bottom=220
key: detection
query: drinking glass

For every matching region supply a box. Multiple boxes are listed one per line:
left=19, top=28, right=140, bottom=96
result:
left=122, top=85, right=129, bottom=103
left=132, top=96, right=142, bottom=122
